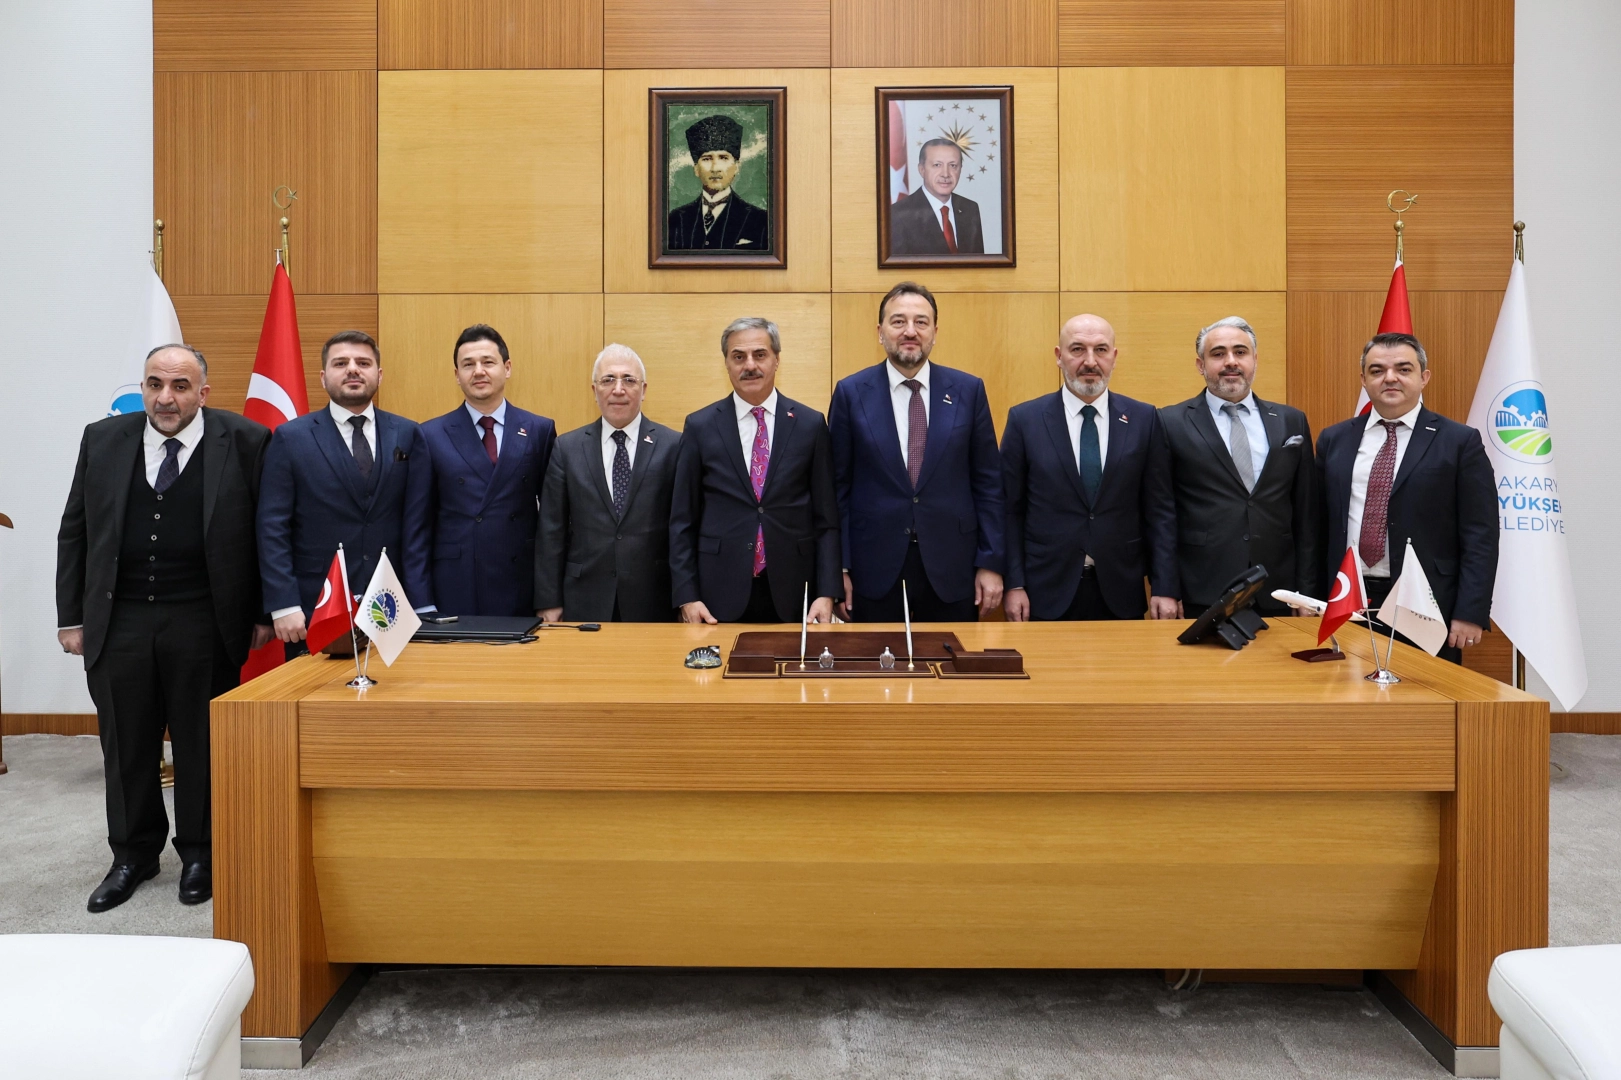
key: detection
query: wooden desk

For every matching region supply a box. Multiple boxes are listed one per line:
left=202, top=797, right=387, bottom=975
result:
left=213, top=620, right=1546, bottom=1059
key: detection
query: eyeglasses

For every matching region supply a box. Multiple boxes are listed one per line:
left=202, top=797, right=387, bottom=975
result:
left=595, top=375, right=643, bottom=390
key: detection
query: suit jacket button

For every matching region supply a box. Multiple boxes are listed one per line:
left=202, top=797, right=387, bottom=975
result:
left=1242, top=534, right=1250, bottom=541
left=616, top=534, right=623, bottom=540
left=105, top=591, right=113, bottom=599
left=904, top=528, right=911, bottom=535
left=475, top=516, right=483, bottom=523
left=458, top=478, right=465, bottom=485
left=913, top=497, right=919, bottom=504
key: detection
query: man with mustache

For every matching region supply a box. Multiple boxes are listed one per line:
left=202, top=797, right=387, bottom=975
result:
left=57, top=345, right=272, bottom=911
left=1159, top=316, right=1319, bottom=618
left=1002, top=315, right=1179, bottom=621
left=421, top=324, right=556, bottom=615
left=666, top=115, right=770, bottom=252
left=668, top=318, right=841, bottom=623
left=829, top=281, right=1004, bottom=622
left=258, top=330, right=434, bottom=650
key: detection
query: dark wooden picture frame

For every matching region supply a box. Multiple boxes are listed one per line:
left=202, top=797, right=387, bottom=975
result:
left=875, top=85, right=1015, bottom=269
left=649, top=87, right=787, bottom=269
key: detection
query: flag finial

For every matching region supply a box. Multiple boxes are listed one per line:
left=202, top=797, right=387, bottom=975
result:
left=151, top=219, right=165, bottom=281
left=1513, top=220, right=1526, bottom=263
left=1387, top=189, right=1418, bottom=263
left=272, top=184, right=298, bottom=277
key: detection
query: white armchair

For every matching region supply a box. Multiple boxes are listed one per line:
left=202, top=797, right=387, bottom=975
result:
left=1489, top=944, right=1621, bottom=1080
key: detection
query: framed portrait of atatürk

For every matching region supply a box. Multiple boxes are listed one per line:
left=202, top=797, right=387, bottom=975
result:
left=649, top=87, right=786, bottom=269
left=876, top=86, right=1015, bottom=269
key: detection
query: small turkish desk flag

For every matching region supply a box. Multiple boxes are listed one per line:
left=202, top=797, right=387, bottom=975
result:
left=1319, top=546, right=1368, bottom=645
left=305, top=548, right=355, bottom=655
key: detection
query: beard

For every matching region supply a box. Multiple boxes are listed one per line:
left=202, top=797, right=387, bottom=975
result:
left=1065, top=370, right=1109, bottom=399
left=884, top=340, right=931, bottom=369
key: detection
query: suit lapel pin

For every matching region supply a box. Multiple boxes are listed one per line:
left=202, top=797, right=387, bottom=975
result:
left=1424, top=425, right=1437, bottom=431
left=942, top=394, right=953, bottom=405
left=643, top=434, right=654, bottom=444
left=786, top=410, right=795, bottom=418
left=517, top=427, right=528, bottom=437
left=1119, top=414, right=1128, bottom=423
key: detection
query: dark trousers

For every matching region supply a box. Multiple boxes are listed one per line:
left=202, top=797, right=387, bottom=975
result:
left=1036, top=565, right=1117, bottom=621
left=86, top=599, right=237, bottom=865
left=739, top=569, right=782, bottom=623
left=1362, top=576, right=1462, bottom=665
left=855, top=542, right=978, bottom=622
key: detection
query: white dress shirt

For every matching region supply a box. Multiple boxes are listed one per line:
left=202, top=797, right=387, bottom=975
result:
left=601, top=413, right=643, bottom=491
left=1062, top=385, right=1109, bottom=472
left=143, top=410, right=205, bottom=487
left=1348, top=400, right=1423, bottom=578
left=733, top=390, right=777, bottom=468
left=887, top=360, right=931, bottom=470
left=1205, top=390, right=1270, bottom=480
left=464, top=399, right=507, bottom=456
left=330, top=400, right=377, bottom=460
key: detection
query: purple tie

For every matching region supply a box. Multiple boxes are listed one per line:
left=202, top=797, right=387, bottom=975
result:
left=478, top=415, right=497, bottom=464
left=749, top=406, right=769, bottom=576
left=1359, top=420, right=1402, bottom=565
left=903, top=379, right=926, bottom=488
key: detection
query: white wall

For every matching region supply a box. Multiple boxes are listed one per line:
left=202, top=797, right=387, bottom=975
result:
left=1517, top=0, right=1621, bottom=711
left=0, top=3, right=153, bottom=713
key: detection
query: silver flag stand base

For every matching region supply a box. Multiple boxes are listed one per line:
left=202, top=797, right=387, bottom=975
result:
left=345, top=675, right=378, bottom=689
left=1364, top=668, right=1402, bottom=685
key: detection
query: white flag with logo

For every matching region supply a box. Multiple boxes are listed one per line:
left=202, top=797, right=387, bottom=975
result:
left=109, top=264, right=184, bottom=415
left=355, top=549, right=421, bottom=666
left=1465, top=260, right=1587, bottom=709
left=1377, top=542, right=1449, bottom=656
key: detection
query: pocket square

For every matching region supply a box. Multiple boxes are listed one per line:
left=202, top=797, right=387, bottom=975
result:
left=736, top=238, right=753, bottom=245
left=393, top=448, right=409, bottom=461
left=1283, top=434, right=1304, bottom=447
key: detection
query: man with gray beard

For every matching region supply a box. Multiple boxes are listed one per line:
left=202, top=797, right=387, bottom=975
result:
left=1001, top=314, right=1180, bottom=621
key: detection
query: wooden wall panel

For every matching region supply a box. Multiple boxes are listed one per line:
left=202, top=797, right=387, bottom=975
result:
left=154, top=72, right=377, bottom=296
left=377, top=294, right=606, bottom=429
left=832, top=0, right=1057, bottom=67
left=1059, top=292, right=1286, bottom=408
left=155, top=1, right=377, bottom=71
left=604, top=294, right=832, bottom=424
left=604, top=69, right=831, bottom=294
left=1285, top=66, right=1514, bottom=291
left=1, top=714, right=98, bottom=737
left=606, top=0, right=829, bottom=68
left=832, top=293, right=1060, bottom=437
left=832, top=68, right=1059, bottom=293
left=1286, top=290, right=1502, bottom=437
left=1060, top=67, right=1285, bottom=292
left=1287, top=0, right=1513, bottom=66
left=379, top=0, right=603, bottom=69
left=1059, top=1, right=1283, bottom=66
left=1554, top=714, right=1621, bottom=735
left=378, top=71, right=603, bottom=294
left=173, top=294, right=379, bottom=414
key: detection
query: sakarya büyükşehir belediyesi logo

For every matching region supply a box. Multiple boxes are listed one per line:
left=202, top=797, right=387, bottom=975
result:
left=1491, top=381, right=1553, bottom=462
left=367, top=589, right=401, bottom=631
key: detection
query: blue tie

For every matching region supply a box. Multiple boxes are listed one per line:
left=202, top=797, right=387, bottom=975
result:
left=1078, top=404, right=1101, bottom=503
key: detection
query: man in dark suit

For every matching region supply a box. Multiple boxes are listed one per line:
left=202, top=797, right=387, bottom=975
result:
left=669, top=318, right=841, bottom=624
left=889, top=140, right=985, bottom=256
left=421, top=324, right=555, bottom=616
left=1317, top=332, right=1498, bottom=663
left=1160, top=316, right=1320, bottom=617
left=1003, top=315, right=1179, bottom=621
left=57, top=344, right=272, bottom=912
left=536, top=345, right=679, bottom=622
left=829, top=281, right=1004, bottom=622
left=259, top=330, right=433, bottom=647
left=666, top=115, right=770, bottom=252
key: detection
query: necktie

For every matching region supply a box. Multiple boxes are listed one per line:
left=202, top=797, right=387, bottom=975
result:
left=1359, top=420, right=1403, bottom=566
left=903, top=379, right=927, bottom=489
left=610, top=429, right=630, bottom=519
left=703, top=197, right=728, bottom=232
left=1078, top=405, right=1101, bottom=503
left=1221, top=403, right=1255, bottom=492
left=154, top=438, right=182, bottom=494
left=749, top=406, right=769, bottom=576
left=939, top=205, right=958, bottom=253
left=478, top=415, right=498, bottom=464
left=349, top=415, right=373, bottom=479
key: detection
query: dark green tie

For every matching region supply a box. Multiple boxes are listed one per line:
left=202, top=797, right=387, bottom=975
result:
left=1078, top=404, right=1101, bottom=503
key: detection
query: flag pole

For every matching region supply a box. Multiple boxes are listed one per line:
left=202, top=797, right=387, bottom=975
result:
left=1506, top=219, right=1528, bottom=689
left=152, top=219, right=164, bottom=281
left=272, top=184, right=298, bottom=279
left=1362, top=606, right=1401, bottom=685
left=342, top=541, right=376, bottom=690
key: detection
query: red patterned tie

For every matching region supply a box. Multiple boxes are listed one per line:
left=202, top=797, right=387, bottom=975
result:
left=939, top=206, right=958, bottom=254
left=478, top=415, right=497, bottom=464
left=1359, top=420, right=1402, bottom=565
left=749, top=405, right=769, bottom=576
left=903, top=379, right=926, bottom=488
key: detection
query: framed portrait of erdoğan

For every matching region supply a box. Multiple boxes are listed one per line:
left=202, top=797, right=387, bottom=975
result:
left=649, top=87, right=787, bottom=269
left=876, top=85, right=1015, bottom=269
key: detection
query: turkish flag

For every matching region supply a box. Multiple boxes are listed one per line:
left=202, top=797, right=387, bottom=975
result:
left=305, top=549, right=355, bottom=655
left=1354, top=258, right=1415, bottom=417
left=1319, top=546, right=1367, bottom=645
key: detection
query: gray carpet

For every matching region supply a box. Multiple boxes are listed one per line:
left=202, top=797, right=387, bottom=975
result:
left=3, top=732, right=1617, bottom=1079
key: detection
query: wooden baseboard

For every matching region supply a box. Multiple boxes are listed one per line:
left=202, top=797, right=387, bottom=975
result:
left=1, top=713, right=99, bottom=737
left=1553, top=713, right=1621, bottom=735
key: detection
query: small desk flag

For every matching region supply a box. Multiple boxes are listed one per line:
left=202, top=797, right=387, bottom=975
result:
left=1376, top=542, right=1449, bottom=656
left=355, top=550, right=421, bottom=666
left=304, top=547, right=354, bottom=655
left=1319, top=546, right=1367, bottom=644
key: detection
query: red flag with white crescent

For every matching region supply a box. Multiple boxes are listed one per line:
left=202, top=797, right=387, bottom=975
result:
left=1354, top=258, right=1414, bottom=417
left=304, top=548, right=354, bottom=655
left=1318, top=546, right=1367, bottom=644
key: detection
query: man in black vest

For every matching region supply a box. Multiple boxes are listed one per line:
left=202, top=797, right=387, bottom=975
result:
left=57, top=344, right=272, bottom=912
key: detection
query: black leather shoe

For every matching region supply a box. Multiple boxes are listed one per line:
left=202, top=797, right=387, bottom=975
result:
left=87, top=861, right=160, bottom=913
left=178, top=861, right=212, bottom=905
